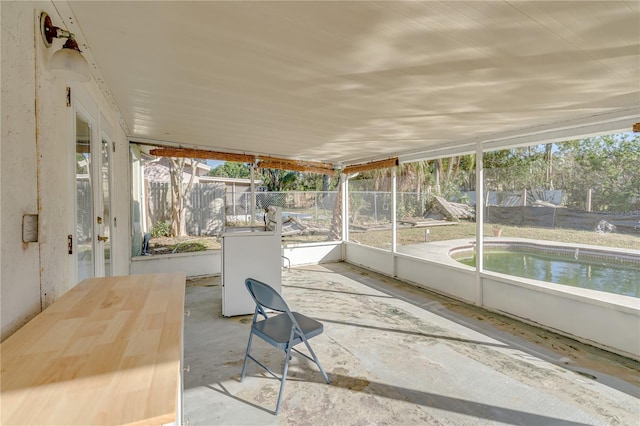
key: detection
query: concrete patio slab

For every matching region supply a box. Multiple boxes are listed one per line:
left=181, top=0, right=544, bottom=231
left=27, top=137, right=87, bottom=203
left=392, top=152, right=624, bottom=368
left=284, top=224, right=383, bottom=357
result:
left=183, top=262, right=639, bottom=425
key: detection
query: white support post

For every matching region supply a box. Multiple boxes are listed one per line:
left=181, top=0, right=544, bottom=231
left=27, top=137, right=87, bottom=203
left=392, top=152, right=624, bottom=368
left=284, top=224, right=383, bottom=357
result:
left=475, top=143, right=484, bottom=306
left=391, top=168, right=397, bottom=253
left=250, top=164, right=256, bottom=226
left=232, top=182, right=236, bottom=216
left=342, top=174, right=348, bottom=243
left=391, top=168, right=397, bottom=277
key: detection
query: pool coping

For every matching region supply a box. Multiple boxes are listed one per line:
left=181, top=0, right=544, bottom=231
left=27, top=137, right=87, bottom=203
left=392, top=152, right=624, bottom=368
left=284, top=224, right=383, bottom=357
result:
left=395, top=237, right=640, bottom=304
left=448, top=239, right=640, bottom=266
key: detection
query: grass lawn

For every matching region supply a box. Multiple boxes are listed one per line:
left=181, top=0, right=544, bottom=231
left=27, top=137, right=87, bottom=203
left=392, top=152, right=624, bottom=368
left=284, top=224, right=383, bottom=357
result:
left=149, top=222, right=639, bottom=253
left=352, top=221, right=640, bottom=250
left=149, top=236, right=221, bottom=253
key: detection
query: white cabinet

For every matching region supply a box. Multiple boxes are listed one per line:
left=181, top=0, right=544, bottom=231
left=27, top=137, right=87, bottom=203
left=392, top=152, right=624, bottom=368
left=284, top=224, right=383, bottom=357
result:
left=222, top=207, right=282, bottom=316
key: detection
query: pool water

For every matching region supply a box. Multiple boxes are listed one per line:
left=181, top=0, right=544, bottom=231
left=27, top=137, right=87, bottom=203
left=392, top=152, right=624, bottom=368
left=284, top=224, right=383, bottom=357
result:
left=457, top=250, right=640, bottom=298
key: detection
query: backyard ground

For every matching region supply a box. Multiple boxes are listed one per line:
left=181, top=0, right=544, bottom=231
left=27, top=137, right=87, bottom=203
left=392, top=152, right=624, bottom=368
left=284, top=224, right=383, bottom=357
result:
left=186, top=267, right=640, bottom=391
left=356, top=222, right=640, bottom=250
left=149, top=221, right=639, bottom=253
left=148, top=236, right=221, bottom=253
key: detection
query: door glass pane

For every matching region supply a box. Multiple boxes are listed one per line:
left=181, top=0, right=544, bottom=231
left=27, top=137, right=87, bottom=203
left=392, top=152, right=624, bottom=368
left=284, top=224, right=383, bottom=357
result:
left=101, top=138, right=112, bottom=276
left=76, top=115, right=93, bottom=281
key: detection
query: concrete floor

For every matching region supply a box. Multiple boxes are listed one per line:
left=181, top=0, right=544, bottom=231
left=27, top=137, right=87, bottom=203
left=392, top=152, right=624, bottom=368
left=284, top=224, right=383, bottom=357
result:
left=183, top=262, right=639, bottom=425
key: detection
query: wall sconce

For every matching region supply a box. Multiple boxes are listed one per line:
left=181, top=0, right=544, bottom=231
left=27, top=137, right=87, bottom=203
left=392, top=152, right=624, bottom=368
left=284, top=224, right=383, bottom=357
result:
left=40, top=12, right=91, bottom=82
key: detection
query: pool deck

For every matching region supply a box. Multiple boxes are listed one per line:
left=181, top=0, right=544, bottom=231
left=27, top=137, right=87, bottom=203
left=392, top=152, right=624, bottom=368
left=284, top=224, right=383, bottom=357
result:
left=397, top=237, right=640, bottom=264
left=183, top=262, right=639, bottom=425
left=396, top=237, right=640, bottom=305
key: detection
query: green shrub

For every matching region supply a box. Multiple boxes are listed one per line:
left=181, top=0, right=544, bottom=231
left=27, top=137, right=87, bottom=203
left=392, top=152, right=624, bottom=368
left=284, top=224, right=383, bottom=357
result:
left=150, top=221, right=171, bottom=238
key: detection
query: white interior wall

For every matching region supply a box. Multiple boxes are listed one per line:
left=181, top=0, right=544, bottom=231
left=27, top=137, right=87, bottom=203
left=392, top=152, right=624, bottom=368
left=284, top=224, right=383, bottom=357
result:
left=36, top=5, right=78, bottom=306
left=283, top=242, right=342, bottom=267
left=395, top=254, right=476, bottom=303
left=345, top=243, right=394, bottom=277
left=1, top=1, right=42, bottom=341
left=1, top=1, right=130, bottom=341
left=481, top=273, right=640, bottom=358
left=131, top=251, right=221, bottom=278
left=129, top=242, right=343, bottom=279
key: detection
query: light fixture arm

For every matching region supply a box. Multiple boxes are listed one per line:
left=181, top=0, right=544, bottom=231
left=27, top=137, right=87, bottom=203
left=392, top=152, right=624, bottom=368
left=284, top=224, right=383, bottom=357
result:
left=39, top=11, right=91, bottom=82
left=40, top=12, right=75, bottom=48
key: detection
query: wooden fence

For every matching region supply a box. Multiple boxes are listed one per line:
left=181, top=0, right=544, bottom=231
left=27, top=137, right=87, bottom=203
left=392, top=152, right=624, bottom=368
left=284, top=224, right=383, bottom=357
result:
left=147, top=182, right=226, bottom=236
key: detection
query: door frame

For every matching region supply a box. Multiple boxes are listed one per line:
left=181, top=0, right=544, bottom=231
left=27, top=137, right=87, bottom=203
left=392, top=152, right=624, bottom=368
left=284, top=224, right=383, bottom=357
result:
left=67, top=83, right=115, bottom=282
left=100, top=112, right=115, bottom=276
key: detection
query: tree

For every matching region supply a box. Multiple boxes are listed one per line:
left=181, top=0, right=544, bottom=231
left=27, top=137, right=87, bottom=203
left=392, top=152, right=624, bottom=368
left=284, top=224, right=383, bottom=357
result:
left=483, top=146, right=550, bottom=192
left=328, top=174, right=344, bottom=240
left=260, top=169, right=299, bottom=191
left=434, top=158, right=441, bottom=195
left=169, top=157, right=201, bottom=236
left=544, top=143, right=553, bottom=189
left=481, top=134, right=639, bottom=211
left=208, top=162, right=251, bottom=179
left=322, top=174, right=330, bottom=194
left=555, top=134, right=640, bottom=211
left=293, top=172, right=337, bottom=191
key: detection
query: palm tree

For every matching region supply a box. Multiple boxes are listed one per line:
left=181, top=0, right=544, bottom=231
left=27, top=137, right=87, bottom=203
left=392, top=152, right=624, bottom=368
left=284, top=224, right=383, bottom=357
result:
left=328, top=175, right=343, bottom=240
left=261, top=169, right=298, bottom=191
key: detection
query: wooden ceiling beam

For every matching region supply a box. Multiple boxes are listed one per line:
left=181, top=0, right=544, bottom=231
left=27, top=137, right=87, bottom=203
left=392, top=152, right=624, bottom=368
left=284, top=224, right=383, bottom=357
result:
left=149, top=148, right=398, bottom=175
left=148, top=147, right=337, bottom=174
left=257, top=160, right=335, bottom=175
left=149, top=147, right=255, bottom=163
left=258, top=157, right=334, bottom=170
left=342, top=158, right=399, bottom=175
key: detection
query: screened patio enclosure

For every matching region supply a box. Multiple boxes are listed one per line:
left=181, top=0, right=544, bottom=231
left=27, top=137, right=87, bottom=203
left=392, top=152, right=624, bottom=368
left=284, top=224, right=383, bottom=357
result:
left=2, top=1, right=639, bottom=356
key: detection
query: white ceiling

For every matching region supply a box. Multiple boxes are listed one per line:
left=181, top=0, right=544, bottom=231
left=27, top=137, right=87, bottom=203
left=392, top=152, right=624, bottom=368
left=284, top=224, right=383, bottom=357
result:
left=62, top=1, right=639, bottom=166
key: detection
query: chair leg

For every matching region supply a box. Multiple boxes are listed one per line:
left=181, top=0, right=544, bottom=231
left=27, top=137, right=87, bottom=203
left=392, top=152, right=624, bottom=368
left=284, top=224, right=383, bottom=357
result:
left=302, top=338, right=331, bottom=384
left=275, top=343, right=293, bottom=415
left=240, top=332, right=254, bottom=382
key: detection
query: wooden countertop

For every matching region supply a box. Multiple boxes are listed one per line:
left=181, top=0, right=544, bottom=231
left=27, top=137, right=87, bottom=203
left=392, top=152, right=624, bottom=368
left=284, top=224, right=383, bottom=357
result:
left=1, top=273, right=186, bottom=425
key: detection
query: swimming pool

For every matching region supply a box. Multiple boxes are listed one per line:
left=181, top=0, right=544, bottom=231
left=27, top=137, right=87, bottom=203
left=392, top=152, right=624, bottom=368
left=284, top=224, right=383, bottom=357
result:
left=452, top=243, right=640, bottom=298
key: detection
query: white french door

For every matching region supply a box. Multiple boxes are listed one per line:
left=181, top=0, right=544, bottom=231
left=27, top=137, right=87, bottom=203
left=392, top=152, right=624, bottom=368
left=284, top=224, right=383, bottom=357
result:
left=99, top=130, right=114, bottom=277
left=71, top=85, right=114, bottom=282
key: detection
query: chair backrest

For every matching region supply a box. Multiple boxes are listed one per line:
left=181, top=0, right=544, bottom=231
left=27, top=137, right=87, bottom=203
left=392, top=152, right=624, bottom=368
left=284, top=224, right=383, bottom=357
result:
left=245, top=278, right=290, bottom=313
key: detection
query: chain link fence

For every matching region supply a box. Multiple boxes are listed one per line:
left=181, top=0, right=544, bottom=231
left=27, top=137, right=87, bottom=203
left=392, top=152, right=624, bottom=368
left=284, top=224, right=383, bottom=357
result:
left=141, top=182, right=639, bottom=242
left=145, top=185, right=341, bottom=238
left=348, top=191, right=432, bottom=223
left=256, top=191, right=338, bottom=225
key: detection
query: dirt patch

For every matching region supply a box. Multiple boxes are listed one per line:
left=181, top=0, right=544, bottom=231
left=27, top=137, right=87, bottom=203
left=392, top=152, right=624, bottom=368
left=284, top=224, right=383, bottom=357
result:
left=149, top=236, right=221, bottom=254
left=186, top=276, right=220, bottom=287
left=441, top=300, right=640, bottom=387
left=331, top=374, right=371, bottom=392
